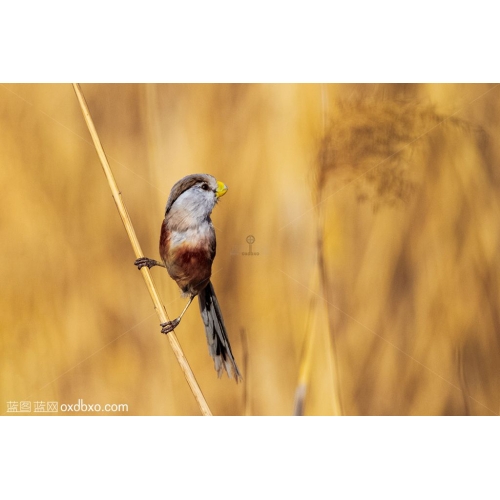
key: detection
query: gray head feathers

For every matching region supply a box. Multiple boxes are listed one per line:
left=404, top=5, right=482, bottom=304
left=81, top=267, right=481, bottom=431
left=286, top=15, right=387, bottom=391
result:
left=165, top=174, right=218, bottom=215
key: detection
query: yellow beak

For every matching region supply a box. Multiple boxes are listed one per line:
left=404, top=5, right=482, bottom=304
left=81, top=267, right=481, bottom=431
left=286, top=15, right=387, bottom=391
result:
left=215, top=180, right=228, bottom=198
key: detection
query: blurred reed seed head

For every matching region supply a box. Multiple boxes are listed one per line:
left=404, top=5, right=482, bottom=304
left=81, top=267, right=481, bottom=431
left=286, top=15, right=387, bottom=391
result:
left=316, top=99, right=483, bottom=208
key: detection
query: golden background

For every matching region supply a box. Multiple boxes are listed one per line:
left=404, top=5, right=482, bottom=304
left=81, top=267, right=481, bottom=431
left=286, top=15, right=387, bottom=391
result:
left=1, top=83, right=499, bottom=415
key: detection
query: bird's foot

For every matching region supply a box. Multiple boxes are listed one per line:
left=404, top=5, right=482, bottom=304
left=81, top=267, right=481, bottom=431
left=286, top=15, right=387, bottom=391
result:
left=160, top=318, right=181, bottom=334
left=134, top=257, right=159, bottom=270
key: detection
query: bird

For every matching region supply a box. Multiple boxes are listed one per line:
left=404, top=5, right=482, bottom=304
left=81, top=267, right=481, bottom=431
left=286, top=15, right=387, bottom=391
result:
left=134, top=173, right=242, bottom=382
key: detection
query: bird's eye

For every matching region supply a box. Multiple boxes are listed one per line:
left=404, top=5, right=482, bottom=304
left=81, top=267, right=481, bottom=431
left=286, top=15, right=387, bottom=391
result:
left=201, top=183, right=209, bottom=190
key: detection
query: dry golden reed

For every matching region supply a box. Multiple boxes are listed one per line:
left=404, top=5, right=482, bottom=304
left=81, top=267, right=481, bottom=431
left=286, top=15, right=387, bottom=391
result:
left=72, top=83, right=212, bottom=416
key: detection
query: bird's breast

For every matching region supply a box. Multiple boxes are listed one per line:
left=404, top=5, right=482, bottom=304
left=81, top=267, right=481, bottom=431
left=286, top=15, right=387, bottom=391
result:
left=159, top=221, right=216, bottom=295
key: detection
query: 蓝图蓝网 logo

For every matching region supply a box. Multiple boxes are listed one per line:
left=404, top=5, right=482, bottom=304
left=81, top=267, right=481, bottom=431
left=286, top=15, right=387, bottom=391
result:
left=6, top=400, right=58, bottom=413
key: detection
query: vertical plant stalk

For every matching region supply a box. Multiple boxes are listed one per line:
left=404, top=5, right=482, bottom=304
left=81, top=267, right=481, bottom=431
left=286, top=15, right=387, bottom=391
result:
left=456, top=345, right=471, bottom=416
left=317, top=209, right=343, bottom=416
left=294, top=84, right=343, bottom=416
left=239, top=328, right=252, bottom=416
left=293, top=289, right=318, bottom=416
left=317, top=84, right=343, bottom=415
left=72, top=83, right=212, bottom=416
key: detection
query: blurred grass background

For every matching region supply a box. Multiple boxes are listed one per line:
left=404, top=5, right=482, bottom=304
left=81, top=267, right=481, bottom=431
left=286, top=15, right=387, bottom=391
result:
left=1, top=83, right=499, bottom=415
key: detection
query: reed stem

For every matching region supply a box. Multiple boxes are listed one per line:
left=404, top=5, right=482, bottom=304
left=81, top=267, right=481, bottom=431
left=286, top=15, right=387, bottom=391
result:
left=72, top=83, right=212, bottom=416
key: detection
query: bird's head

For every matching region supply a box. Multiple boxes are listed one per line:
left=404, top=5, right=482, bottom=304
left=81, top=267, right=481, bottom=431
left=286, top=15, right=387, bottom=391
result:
left=165, top=174, right=228, bottom=226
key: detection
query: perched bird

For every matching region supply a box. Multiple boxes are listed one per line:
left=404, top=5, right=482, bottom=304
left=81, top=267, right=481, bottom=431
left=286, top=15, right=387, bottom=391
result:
left=135, top=174, right=242, bottom=382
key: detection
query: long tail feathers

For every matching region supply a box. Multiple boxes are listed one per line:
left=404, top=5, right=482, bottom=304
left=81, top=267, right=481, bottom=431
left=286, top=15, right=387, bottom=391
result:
left=198, top=281, right=242, bottom=382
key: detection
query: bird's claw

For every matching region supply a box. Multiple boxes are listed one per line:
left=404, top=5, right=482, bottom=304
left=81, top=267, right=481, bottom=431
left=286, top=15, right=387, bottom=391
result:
left=134, top=257, right=157, bottom=270
left=160, top=318, right=180, bottom=334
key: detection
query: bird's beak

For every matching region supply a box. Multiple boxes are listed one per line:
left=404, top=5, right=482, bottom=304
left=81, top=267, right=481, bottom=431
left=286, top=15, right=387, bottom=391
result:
left=215, top=180, right=228, bottom=198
